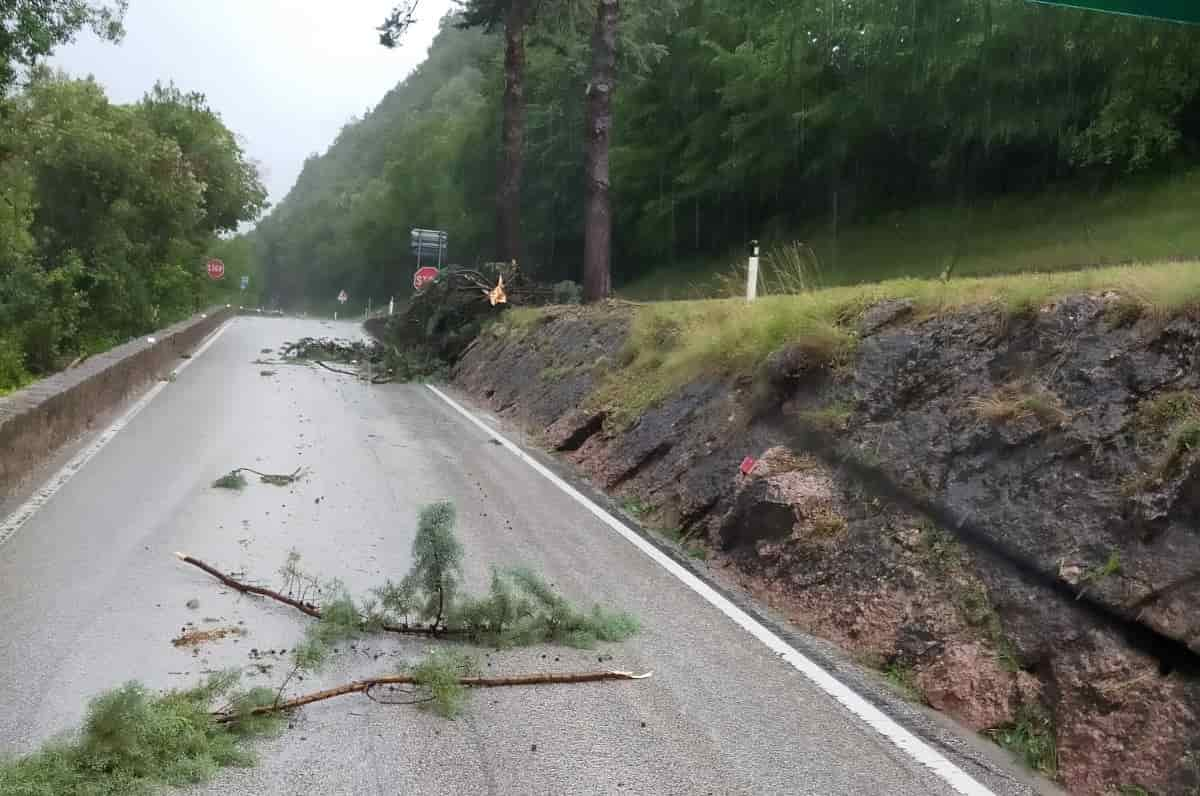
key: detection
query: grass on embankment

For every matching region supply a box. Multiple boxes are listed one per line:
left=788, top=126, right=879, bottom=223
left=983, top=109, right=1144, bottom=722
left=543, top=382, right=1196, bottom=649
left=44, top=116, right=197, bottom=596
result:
left=587, top=260, right=1200, bottom=424
left=622, top=169, right=1200, bottom=301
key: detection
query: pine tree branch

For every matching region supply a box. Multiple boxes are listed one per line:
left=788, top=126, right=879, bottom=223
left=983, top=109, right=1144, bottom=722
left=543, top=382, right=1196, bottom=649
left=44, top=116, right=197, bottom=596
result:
left=235, top=466, right=306, bottom=485
left=176, top=553, right=454, bottom=637
left=214, top=670, right=653, bottom=723
left=315, top=360, right=359, bottom=377
left=177, top=553, right=322, bottom=619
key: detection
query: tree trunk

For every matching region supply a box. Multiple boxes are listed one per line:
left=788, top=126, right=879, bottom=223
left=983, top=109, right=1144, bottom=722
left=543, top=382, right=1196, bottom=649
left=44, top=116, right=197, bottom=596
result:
left=582, top=0, right=619, bottom=303
left=496, top=0, right=529, bottom=264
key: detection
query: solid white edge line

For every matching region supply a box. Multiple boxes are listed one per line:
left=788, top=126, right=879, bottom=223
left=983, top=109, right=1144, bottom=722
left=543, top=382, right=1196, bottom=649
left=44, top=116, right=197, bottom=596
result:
left=426, top=384, right=995, bottom=796
left=0, top=319, right=233, bottom=549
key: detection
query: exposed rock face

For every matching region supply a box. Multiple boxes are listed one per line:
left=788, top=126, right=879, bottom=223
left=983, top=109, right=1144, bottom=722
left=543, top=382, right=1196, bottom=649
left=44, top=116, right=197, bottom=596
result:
left=453, top=299, right=1200, bottom=795
left=844, top=297, right=1200, bottom=656
left=915, top=642, right=1018, bottom=732
left=718, top=457, right=840, bottom=550
left=1051, top=629, right=1198, bottom=795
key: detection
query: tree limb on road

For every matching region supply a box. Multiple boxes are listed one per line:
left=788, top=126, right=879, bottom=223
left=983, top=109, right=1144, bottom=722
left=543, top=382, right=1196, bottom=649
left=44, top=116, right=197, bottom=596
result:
left=239, top=466, right=306, bottom=485
left=214, top=669, right=653, bottom=723
left=176, top=553, right=455, bottom=637
left=315, top=360, right=360, bottom=377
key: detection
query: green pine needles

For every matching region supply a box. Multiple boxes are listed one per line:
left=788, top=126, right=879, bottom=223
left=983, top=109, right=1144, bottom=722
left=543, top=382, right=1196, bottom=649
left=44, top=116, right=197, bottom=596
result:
left=409, top=649, right=479, bottom=718
left=362, top=500, right=640, bottom=648
left=0, top=673, right=281, bottom=795
left=277, top=500, right=639, bottom=719
left=451, top=567, right=640, bottom=649
left=409, top=501, right=463, bottom=629
left=211, top=470, right=247, bottom=490
left=290, top=590, right=361, bottom=672
left=1, top=500, right=641, bottom=794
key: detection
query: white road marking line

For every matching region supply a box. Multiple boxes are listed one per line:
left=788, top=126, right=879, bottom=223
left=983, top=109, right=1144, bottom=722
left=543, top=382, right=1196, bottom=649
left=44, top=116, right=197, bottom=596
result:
left=0, top=321, right=232, bottom=549
left=426, top=384, right=995, bottom=796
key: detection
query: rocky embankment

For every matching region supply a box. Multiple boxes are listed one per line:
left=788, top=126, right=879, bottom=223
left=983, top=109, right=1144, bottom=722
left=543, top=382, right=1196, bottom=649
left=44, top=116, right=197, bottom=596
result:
left=453, top=297, right=1200, bottom=795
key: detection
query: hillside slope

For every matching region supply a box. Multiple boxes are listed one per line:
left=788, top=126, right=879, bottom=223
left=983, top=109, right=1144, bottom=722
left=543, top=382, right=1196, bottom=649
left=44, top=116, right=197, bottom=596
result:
left=625, top=170, right=1200, bottom=300
left=453, top=263, right=1200, bottom=795
left=251, top=2, right=1200, bottom=308
left=253, top=19, right=497, bottom=308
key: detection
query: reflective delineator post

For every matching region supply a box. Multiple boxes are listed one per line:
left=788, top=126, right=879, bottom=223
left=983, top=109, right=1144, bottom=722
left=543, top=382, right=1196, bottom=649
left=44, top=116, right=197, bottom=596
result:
left=746, top=240, right=760, bottom=302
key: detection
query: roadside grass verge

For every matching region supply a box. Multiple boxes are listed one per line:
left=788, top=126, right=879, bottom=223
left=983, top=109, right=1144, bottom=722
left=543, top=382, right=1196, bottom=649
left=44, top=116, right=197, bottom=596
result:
left=622, top=169, right=1200, bottom=300
left=881, top=662, right=923, bottom=704
left=1135, top=391, right=1200, bottom=434
left=1122, top=391, right=1200, bottom=484
left=488, top=307, right=549, bottom=343
left=986, top=705, right=1059, bottom=780
left=796, top=402, right=854, bottom=432
left=968, top=383, right=1068, bottom=427
left=591, top=260, right=1200, bottom=422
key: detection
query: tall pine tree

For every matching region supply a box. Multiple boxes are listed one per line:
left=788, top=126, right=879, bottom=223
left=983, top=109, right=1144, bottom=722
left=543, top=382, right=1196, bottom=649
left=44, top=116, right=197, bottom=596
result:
left=582, top=0, right=619, bottom=301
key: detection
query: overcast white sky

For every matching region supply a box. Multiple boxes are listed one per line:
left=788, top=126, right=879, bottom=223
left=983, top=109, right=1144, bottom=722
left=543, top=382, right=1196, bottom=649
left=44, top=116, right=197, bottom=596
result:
left=52, top=0, right=455, bottom=212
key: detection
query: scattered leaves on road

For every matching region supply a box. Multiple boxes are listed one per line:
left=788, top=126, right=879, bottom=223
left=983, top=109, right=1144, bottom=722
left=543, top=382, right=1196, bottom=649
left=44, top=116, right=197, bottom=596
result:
left=172, top=626, right=246, bottom=648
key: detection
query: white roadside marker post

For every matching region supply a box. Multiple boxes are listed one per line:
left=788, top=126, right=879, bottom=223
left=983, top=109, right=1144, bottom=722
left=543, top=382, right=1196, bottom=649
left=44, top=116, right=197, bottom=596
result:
left=746, top=239, right=760, bottom=302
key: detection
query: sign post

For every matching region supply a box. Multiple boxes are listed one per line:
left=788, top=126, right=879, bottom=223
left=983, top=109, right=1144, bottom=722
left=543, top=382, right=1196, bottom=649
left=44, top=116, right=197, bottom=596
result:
left=240, top=275, right=249, bottom=292
left=410, top=229, right=448, bottom=268
left=206, top=259, right=225, bottom=281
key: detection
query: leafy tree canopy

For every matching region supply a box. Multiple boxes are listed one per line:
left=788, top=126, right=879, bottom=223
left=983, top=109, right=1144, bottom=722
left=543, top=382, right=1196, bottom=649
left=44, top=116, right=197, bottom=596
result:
left=0, top=0, right=127, bottom=90
left=251, top=1, right=1200, bottom=305
left=0, top=69, right=266, bottom=391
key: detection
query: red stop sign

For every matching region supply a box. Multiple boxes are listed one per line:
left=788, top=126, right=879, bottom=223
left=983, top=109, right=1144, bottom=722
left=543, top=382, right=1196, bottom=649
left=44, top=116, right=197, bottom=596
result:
left=206, top=259, right=225, bottom=280
left=413, top=266, right=439, bottom=291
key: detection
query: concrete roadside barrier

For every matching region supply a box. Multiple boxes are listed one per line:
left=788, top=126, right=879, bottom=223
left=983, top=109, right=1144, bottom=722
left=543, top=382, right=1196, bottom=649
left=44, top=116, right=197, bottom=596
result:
left=0, top=307, right=233, bottom=499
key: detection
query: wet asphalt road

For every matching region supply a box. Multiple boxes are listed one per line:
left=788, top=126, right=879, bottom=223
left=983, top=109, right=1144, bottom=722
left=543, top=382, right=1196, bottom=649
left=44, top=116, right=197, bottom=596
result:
left=0, top=317, right=1021, bottom=795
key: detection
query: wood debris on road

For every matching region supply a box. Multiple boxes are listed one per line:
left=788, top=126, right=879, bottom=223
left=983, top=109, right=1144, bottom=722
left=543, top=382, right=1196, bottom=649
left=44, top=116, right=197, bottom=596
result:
left=215, top=670, right=652, bottom=723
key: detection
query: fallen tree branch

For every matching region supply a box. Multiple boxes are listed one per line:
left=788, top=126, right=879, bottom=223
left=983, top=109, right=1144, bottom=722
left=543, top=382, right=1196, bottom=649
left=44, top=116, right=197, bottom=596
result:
left=214, top=670, right=652, bottom=722
left=177, top=553, right=322, bottom=619
left=176, top=553, right=450, bottom=637
left=237, top=466, right=306, bottom=486
left=213, top=467, right=306, bottom=488
left=316, top=360, right=359, bottom=377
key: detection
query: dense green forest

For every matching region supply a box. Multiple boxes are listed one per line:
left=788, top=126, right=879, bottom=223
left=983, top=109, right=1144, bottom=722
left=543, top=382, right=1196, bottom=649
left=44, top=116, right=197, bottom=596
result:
left=252, top=22, right=495, bottom=309
left=253, top=0, right=1200, bottom=308
left=0, top=2, right=266, bottom=393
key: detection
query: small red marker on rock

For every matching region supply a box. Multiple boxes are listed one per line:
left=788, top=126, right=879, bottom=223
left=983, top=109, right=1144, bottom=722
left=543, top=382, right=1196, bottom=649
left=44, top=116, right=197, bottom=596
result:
left=739, top=456, right=757, bottom=476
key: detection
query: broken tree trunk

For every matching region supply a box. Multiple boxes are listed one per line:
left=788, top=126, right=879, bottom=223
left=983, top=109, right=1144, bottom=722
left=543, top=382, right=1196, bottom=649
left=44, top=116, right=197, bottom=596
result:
left=176, top=554, right=453, bottom=637
left=214, top=670, right=652, bottom=723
